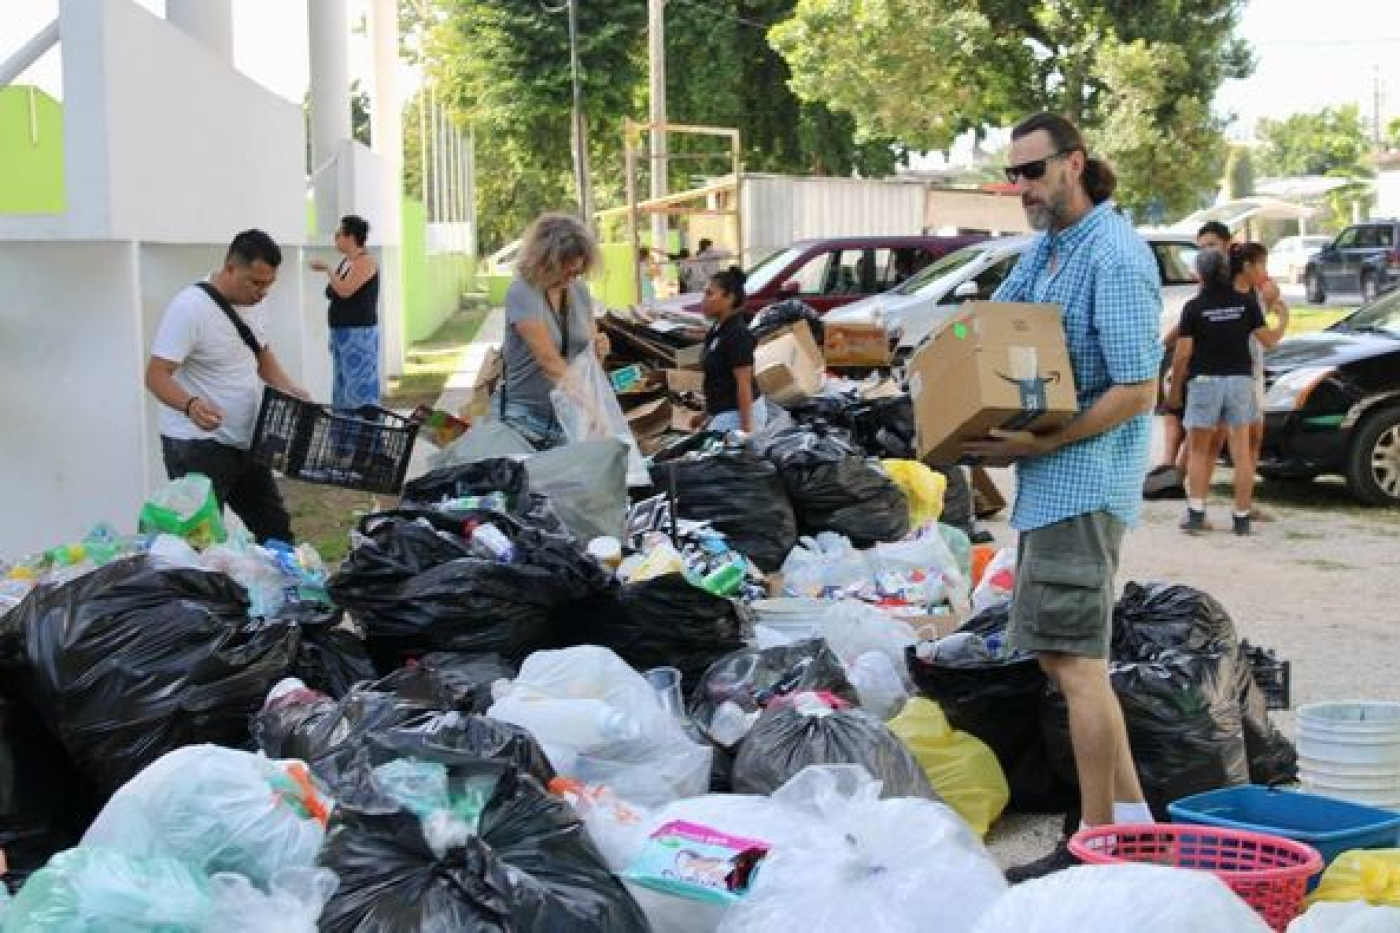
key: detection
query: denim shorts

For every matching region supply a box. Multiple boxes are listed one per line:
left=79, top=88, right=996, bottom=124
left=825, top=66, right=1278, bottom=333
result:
left=492, top=399, right=564, bottom=450
left=708, top=399, right=769, bottom=434
left=1184, top=375, right=1258, bottom=430
left=1009, top=511, right=1125, bottom=659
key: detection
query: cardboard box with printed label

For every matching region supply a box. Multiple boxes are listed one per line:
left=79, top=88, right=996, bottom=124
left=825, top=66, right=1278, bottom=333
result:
left=906, top=302, right=1078, bottom=466
left=754, top=320, right=824, bottom=407
left=824, top=321, right=895, bottom=368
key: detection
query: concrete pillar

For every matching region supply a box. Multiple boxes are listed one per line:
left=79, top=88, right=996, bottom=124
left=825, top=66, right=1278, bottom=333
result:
left=166, top=0, right=233, bottom=63
left=308, top=0, right=352, bottom=236
left=368, top=0, right=403, bottom=173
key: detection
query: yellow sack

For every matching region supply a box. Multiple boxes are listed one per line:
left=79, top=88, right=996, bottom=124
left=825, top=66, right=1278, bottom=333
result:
left=1311, top=848, right=1400, bottom=907
left=882, top=460, right=946, bottom=529
left=887, top=697, right=1008, bottom=837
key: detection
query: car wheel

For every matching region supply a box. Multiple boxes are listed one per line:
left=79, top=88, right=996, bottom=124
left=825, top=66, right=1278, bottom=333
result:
left=1362, top=272, right=1379, bottom=303
left=1305, top=268, right=1325, bottom=304
left=1344, top=406, right=1400, bottom=506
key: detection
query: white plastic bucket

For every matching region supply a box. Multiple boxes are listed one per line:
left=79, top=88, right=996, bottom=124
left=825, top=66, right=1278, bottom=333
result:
left=1296, top=701, right=1400, bottom=809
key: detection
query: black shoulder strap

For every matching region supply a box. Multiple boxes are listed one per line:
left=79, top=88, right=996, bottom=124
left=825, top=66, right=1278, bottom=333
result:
left=195, top=281, right=263, bottom=357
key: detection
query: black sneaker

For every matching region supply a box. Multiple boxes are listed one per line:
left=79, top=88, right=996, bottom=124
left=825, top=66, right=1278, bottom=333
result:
left=1179, top=507, right=1209, bottom=534
left=1232, top=512, right=1252, bottom=536
left=1005, top=837, right=1080, bottom=884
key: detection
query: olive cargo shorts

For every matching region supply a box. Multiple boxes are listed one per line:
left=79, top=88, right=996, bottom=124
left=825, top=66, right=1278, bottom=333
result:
left=1009, top=511, right=1126, bottom=659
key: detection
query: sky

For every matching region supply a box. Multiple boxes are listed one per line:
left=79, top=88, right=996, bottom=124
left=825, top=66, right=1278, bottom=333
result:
left=3, top=0, right=1398, bottom=143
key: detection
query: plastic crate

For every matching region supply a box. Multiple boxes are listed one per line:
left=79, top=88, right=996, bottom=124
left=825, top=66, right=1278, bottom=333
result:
left=1070, top=822, right=1322, bottom=931
left=249, top=387, right=418, bottom=494
left=1242, top=640, right=1291, bottom=710
left=1168, top=785, right=1400, bottom=867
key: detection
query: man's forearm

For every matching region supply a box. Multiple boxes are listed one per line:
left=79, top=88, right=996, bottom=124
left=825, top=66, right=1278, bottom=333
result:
left=1041, top=381, right=1157, bottom=450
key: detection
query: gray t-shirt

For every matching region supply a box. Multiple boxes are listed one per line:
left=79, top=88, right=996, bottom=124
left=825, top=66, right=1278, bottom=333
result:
left=501, top=277, right=595, bottom=420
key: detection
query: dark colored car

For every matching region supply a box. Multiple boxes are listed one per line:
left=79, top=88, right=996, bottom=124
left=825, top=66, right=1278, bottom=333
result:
left=1304, top=220, right=1400, bottom=304
left=1260, top=291, right=1400, bottom=505
left=655, top=235, right=987, bottom=316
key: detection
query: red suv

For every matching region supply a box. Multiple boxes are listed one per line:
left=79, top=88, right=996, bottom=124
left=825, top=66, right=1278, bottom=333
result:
left=659, top=235, right=987, bottom=315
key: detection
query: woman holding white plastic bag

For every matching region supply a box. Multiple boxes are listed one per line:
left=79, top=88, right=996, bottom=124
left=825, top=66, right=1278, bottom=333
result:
left=494, top=212, right=610, bottom=450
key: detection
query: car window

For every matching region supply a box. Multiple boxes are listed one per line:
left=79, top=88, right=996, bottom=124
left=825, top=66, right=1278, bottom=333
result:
left=787, top=250, right=837, bottom=295
left=826, top=249, right=876, bottom=295
left=1374, top=226, right=1395, bottom=248
left=1334, top=228, right=1360, bottom=249
left=968, top=256, right=1019, bottom=300
left=1153, top=241, right=1198, bottom=286
left=744, top=246, right=803, bottom=294
left=886, top=248, right=931, bottom=289
left=895, top=246, right=988, bottom=295
left=1337, top=289, right=1400, bottom=333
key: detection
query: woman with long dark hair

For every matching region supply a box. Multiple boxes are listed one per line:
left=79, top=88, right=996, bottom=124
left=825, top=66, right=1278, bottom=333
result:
left=700, top=266, right=765, bottom=434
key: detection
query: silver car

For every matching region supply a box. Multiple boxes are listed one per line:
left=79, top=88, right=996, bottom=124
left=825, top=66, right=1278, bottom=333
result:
left=826, top=231, right=1202, bottom=352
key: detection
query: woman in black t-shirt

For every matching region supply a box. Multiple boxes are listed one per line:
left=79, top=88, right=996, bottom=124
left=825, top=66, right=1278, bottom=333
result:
left=700, top=266, right=766, bottom=434
left=1169, top=243, right=1284, bottom=535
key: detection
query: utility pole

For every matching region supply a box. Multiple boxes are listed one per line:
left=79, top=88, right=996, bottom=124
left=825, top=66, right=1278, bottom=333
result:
left=1374, top=66, right=1383, bottom=150
left=648, top=0, right=668, bottom=253
left=568, top=0, right=595, bottom=228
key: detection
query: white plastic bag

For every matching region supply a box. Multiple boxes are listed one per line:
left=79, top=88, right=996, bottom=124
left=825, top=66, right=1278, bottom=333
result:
left=970, top=864, right=1271, bottom=933
left=779, top=533, right=870, bottom=598
left=719, top=765, right=1006, bottom=933
left=871, top=525, right=971, bottom=615
left=550, top=352, right=649, bottom=486
left=81, top=745, right=328, bottom=887
left=488, top=646, right=711, bottom=808
left=205, top=868, right=339, bottom=933
left=818, top=600, right=919, bottom=672
left=972, top=546, right=1017, bottom=614
left=846, top=651, right=910, bottom=721
left=1289, top=901, right=1400, bottom=933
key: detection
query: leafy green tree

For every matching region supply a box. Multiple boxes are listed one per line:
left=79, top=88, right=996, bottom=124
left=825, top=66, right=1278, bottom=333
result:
left=1254, top=104, right=1372, bottom=179
left=769, top=0, right=1252, bottom=215
left=1222, top=144, right=1254, bottom=200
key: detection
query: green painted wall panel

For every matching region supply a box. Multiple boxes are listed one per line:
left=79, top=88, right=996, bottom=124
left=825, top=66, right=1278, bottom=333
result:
left=0, top=86, right=64, bottom=214
left=401, top=198, right=473, bottom=344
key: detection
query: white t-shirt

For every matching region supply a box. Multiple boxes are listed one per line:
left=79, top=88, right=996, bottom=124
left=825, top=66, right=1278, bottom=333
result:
left=151, top=283, right=269, bottom=448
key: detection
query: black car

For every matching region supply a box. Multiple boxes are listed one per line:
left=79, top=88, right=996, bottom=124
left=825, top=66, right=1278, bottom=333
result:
left=1261, top=292, right=1400, bottom=505
left=1304, top=219, right=1400, bottom=304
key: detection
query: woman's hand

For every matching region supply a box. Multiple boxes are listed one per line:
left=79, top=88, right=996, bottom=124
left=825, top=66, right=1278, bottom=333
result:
left=309, top=259, right=329, bottom=273
left=594, top=332, right=611, bottom=361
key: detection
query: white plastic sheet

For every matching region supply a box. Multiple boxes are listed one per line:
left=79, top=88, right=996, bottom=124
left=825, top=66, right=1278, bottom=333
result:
left=550, top=352, right=650, bottom=486
left=1289, top=901, right=1400, bottom=933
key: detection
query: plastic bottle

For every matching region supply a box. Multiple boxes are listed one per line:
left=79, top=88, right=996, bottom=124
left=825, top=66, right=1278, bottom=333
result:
left=468, top=523, right=516, bottom=562
left=709, top=701, right=757, bottom=746
left=699, top=561, right=746, bottom=597
left=490, top=697, right=640, bottom=748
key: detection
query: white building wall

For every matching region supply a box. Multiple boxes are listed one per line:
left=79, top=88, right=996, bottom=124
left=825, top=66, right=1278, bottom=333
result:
left=1375, top=170, right=1400, bottom=219
left=0, top=243, right=150, bottom=556
left=740, top=175, right=925, bottom=263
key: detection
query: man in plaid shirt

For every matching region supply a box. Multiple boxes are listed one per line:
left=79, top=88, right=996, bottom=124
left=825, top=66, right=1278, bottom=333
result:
left=964, top=112, right=1161, bottom=882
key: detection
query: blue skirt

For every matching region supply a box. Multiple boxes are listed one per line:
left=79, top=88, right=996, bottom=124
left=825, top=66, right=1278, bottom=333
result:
left=330, top=326, right=380, bottom=410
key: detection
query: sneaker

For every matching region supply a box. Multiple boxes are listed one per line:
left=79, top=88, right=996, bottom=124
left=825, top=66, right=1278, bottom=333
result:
left=1005, top=837, right=1080, bottom=884
left=1233, top=512, right=1252, bottom=536
left=1179, top=508, right=1209, bottom=534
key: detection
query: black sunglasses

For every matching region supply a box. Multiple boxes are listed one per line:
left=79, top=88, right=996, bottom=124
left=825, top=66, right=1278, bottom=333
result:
left=1004, top=148, right=1077, bottom=184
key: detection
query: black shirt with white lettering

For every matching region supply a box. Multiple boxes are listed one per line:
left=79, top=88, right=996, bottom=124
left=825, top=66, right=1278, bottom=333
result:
left=701, top=313, right=756, bottom=415
left=1179, top=286, right=1265, bottom=378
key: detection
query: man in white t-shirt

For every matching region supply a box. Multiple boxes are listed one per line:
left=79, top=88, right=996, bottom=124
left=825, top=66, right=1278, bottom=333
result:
left=145, top=230, right=309, bottom=543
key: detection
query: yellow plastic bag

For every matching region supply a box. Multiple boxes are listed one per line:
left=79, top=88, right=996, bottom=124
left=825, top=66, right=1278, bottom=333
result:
left=887, top=697, right=1008, bottom=837
left=1311, top=848, right=1400, bottom=907
left=882, top=460, right=946, bottom=529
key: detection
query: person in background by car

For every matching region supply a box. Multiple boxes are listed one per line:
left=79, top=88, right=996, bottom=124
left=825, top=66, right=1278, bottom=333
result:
left=1170, top=244, right=1287, bottom=535
left=700, top=266, right=766, bottom=434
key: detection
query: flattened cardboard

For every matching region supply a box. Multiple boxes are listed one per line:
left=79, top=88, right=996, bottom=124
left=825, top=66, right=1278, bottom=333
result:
left=825, top=321, right=895, bottom=367
left=754, top=320, right=824, bottom=406
left=457, top=346, right=503, bottom=420
left=907, top=302, right=1078, bottom=466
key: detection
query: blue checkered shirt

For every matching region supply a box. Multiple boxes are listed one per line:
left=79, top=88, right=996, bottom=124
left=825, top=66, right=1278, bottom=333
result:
left=992, top=201, right=1162, bottom=531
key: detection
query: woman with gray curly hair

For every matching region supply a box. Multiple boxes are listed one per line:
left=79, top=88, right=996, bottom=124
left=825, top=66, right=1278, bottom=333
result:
left=495, top=212, right=610, bottom=448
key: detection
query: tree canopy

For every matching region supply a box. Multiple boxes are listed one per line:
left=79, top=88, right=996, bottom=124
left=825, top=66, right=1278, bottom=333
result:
left=1254, top=104, right=1373, bottom=179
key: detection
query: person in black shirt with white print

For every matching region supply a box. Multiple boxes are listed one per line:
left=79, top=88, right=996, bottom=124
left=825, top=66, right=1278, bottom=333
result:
left=700, top=266, right=765, bottom=434
left=1169, top=243, right=1285, bottom=536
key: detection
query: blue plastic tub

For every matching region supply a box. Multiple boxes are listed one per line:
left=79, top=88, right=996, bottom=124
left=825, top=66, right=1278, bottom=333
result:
left=1169, top=785, right=1400, bottom=867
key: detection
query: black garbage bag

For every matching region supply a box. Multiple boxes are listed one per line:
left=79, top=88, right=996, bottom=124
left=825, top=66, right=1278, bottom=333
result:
left=1111, top=581, right=1238, bottom=658
left=1041, top=648, right=1250, bottom=814
left=936, top=466, right=975, bottom=537
left=371, top=711, right=556, bottom=787
left=905, top=605, right=1047, bottom=778
left=318, top=758, right=650, bottom=933
left=751, top=298, right=825, bottom=345
left=732, top=701, right=938, bottom=800
left=329, top=510, right=607, bottom=666
left=756, top=425, right=909, bottom=546
left=578, top=574, right=748, bottom=690
left=1240, top=668, right=1299, bottom=785
left=0, top=556, right=298, bottom=794
left=281, top=602, right=377, bottom=698
left=650, top=444, right=797, bottom=571
left=400, top=458, right=532, bottom=508
left=386, top=652, right=517, bottom=714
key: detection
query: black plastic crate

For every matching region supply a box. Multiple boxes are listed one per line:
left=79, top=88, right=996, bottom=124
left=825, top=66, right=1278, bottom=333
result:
left=249, top=387, right=418, bottom=494
left=1242, top=640, right=1291, bottom=711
